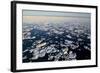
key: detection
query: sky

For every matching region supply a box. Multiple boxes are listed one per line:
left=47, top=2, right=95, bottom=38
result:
left=23, top=10, right=91, bottom=24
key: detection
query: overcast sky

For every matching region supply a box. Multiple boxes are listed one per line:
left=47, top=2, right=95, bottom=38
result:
left=23, top=10, right=91, bottom=24
left=23, top=10, right=90, bottom=18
